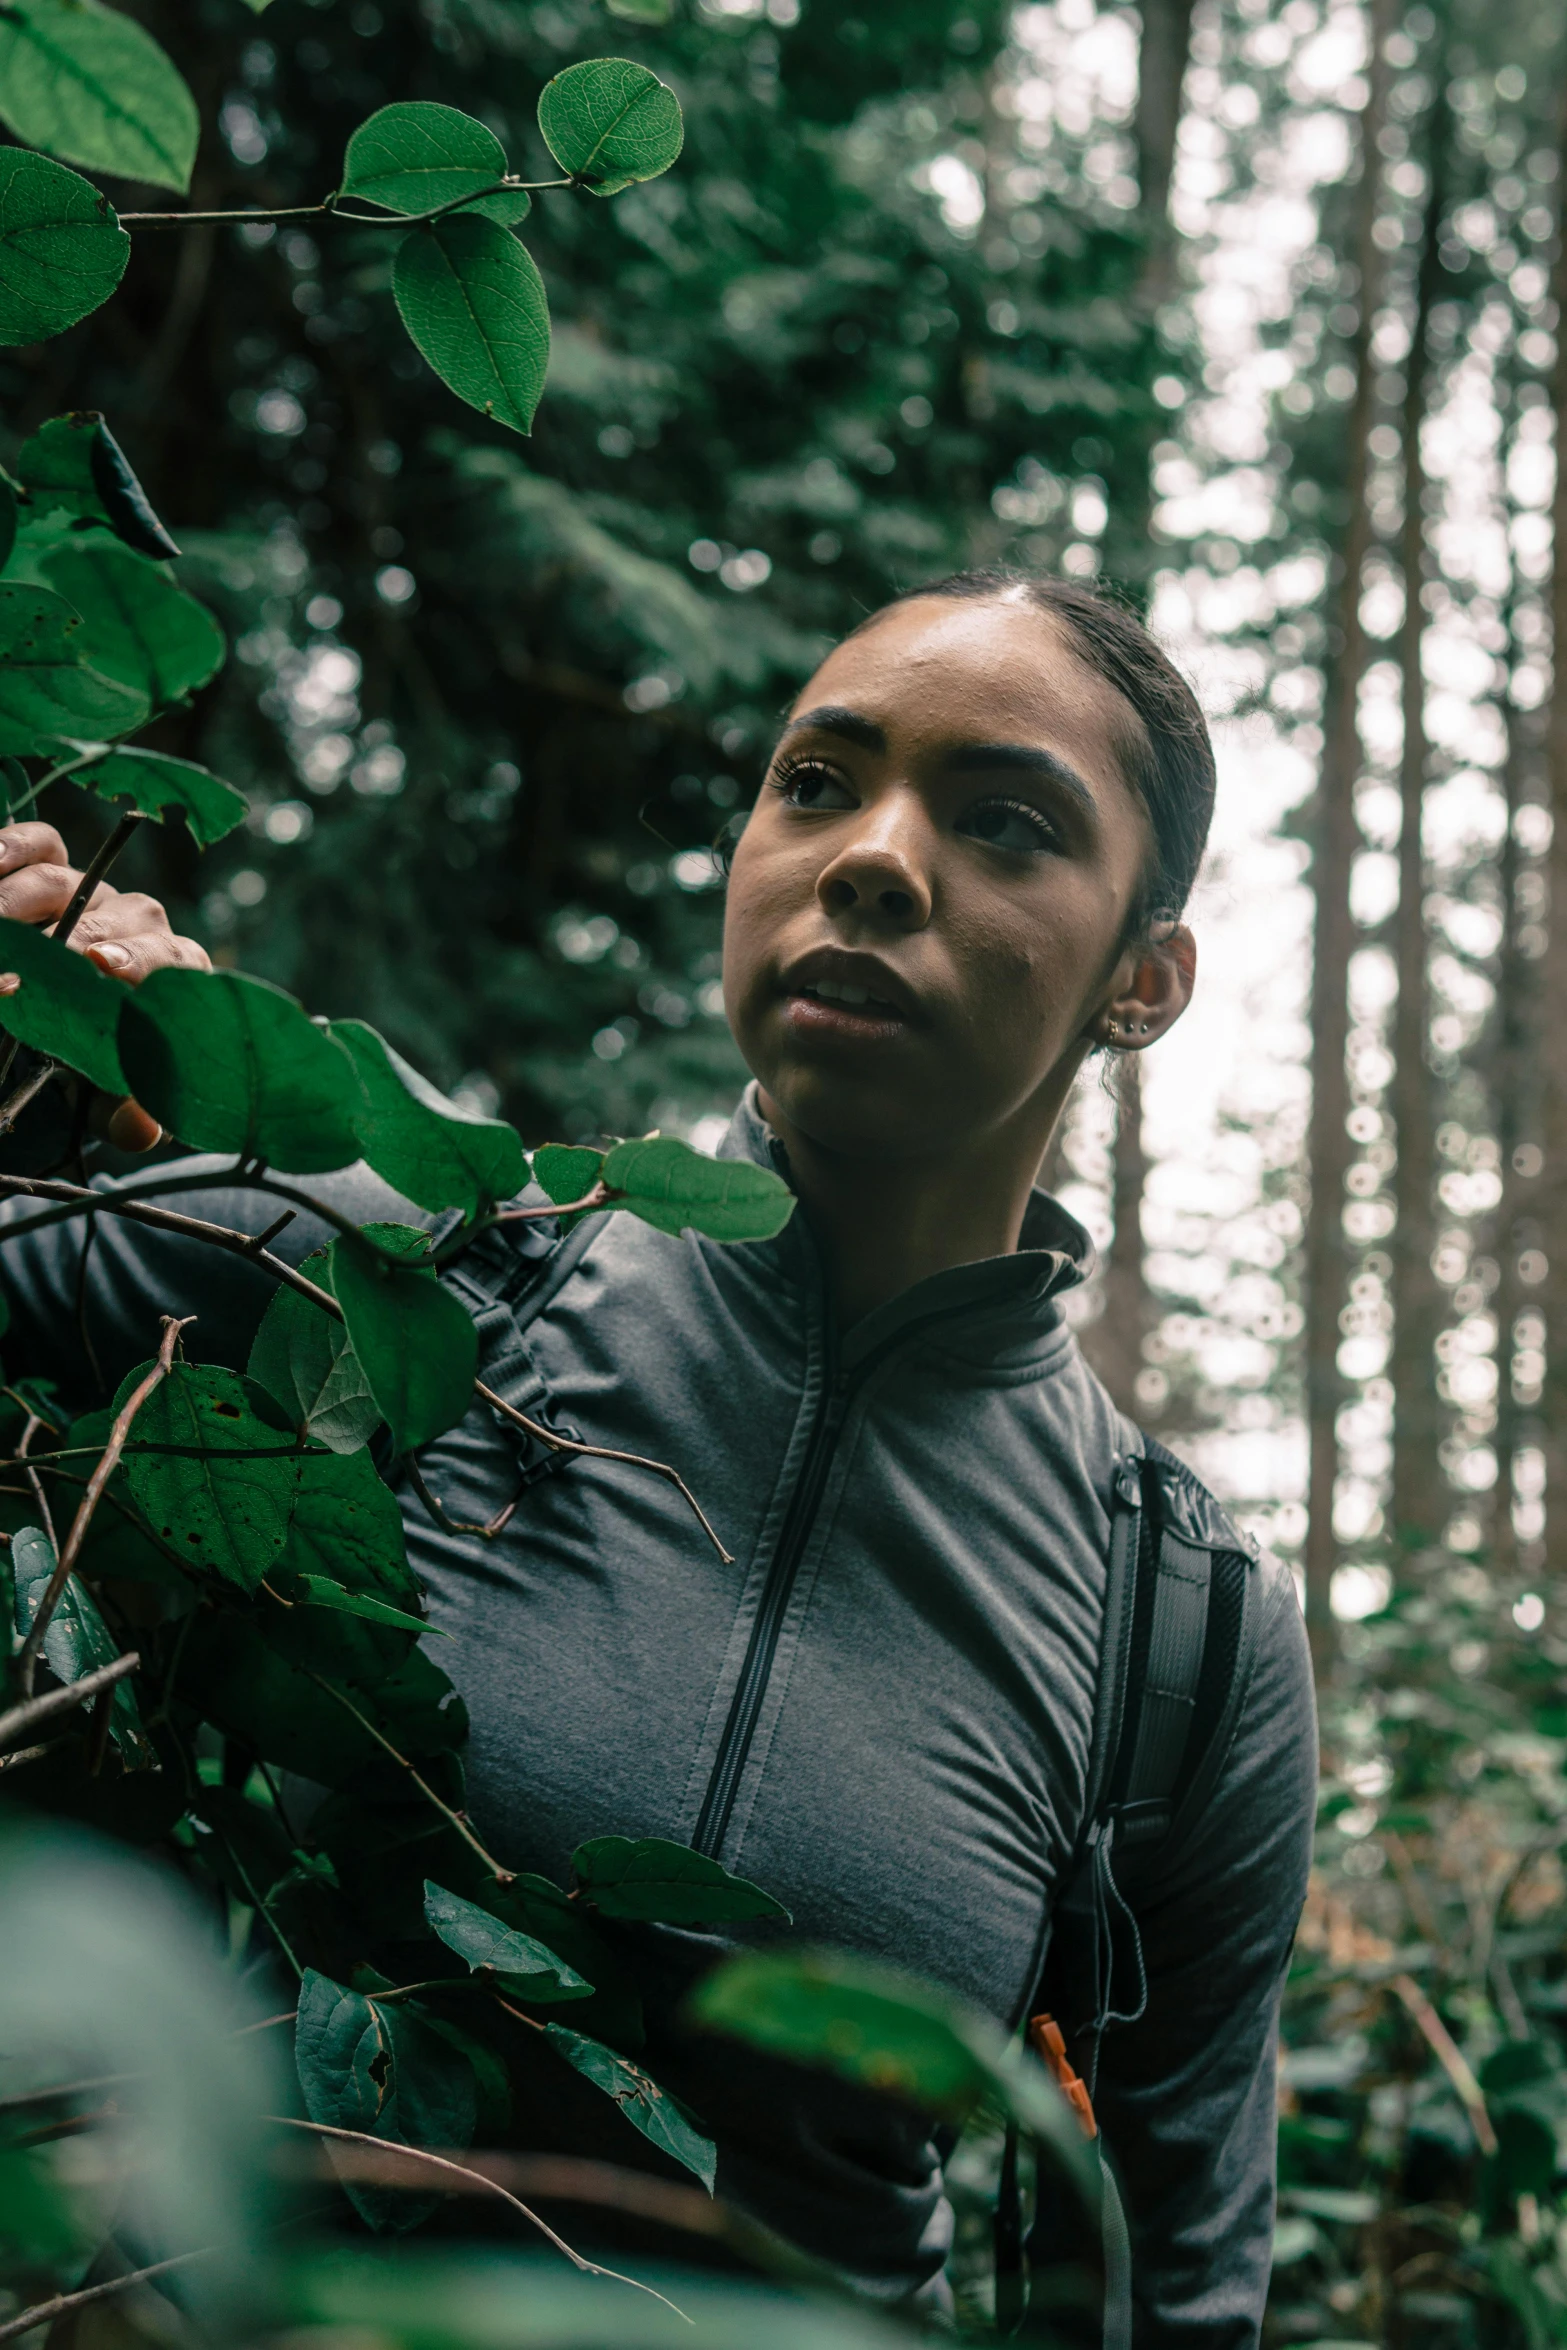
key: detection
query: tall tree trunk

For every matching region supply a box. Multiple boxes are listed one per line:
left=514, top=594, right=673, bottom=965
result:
left=1491, top=675, right=1529, bottom=1579
left=1081, top=1058, right=1153, bottom=1420
left=1388, top=97, right=1445, bottom=1560
left=1539, top=77, right=1567, bottom=1581
left=1302, top=0, right=1395, bottom=1657
left=1134, top=0, right=1198, bottom=304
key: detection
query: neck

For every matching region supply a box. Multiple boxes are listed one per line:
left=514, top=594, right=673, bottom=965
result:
left=756, top=1091, right=1066, bottom=1326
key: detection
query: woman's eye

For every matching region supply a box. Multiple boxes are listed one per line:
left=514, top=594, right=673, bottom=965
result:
left=774, top=761, right=856, bottom=811
left=958, top=799, right=1059, bottom=854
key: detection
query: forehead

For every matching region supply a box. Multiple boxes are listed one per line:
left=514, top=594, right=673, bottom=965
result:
left=791, top=592, right=1143, bottom=797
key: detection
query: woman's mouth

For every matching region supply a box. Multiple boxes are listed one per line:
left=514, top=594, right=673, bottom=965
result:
left=784, top=979, right=909, bottom=1038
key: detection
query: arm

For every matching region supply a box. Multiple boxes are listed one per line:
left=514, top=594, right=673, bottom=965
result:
left=1093, top=1557, right=1316, bottom=2349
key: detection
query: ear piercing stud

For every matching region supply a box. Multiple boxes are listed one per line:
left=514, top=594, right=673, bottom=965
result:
left=1106, top=1018, right=1152, bottom=1045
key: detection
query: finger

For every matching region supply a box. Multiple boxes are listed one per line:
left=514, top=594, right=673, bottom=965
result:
left=0, top=861, right=86, bottom=928
left=107, top=1099, right=163, bottom=1153
left=0, top=822, right=70, bottom=875
left=86, top=930, right=211, bottom=984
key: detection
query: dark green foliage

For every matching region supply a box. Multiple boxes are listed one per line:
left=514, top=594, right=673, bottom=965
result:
left=119, top=1361, right=299, bottom=1590
left=333, top=1018, right=528, bottom=1217
left=295, top=1967, right=478, bottom=2230
left=119, top=968, right=366, bottom=1169
left=423, top=1881, right=593, bottom=2001
left=0, top=151, right=128, bottom=346
left=0, top=913, right=127, bottom=1091
left=40, top=540, right=225, bottom=709
left=392, top=219, right=553, bottom=436
left=572, top=1832, right=790, bottom=1923
left=328, top=1229, right=478, bottom=1450
left=544, top=2023, right=717, bottom=2190
left=71, top=746, right=247, bottom=846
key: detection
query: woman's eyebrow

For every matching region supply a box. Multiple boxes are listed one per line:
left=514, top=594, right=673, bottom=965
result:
left=940, top=741, right=1097, bottom=810
left=776, top=706, right=887, bottom=752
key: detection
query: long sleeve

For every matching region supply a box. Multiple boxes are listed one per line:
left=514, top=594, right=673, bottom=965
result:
left=1092, top=1557, right=1316, bottom=2348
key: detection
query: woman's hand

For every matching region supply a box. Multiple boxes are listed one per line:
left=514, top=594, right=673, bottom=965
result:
left=0, top=819, right=211, bottom=1150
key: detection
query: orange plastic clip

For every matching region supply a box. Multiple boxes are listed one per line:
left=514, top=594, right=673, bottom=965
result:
left=1028, top=2011, right=1098, bottom=2140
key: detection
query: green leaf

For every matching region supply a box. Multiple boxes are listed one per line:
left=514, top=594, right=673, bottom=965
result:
left=604, top=1134, right=795, bottom=1242
left=0, top=0, right=198, bottom=194
left=0, top=913, right=126, bottom=1091
left=180, top=1613, right=466, bottom=1785
left=688, top=1948, right=1098, bottom=2201
left=41, top=541, right=224, bottom=708
left=248, top=1257, right=381, bottom=1454
left=423, top=1881, right=594, bottom=2001
left=118, top=1362, right=299, bottom=1592
left=17, top=412, right=179, bottom=559
left=291, top=1575, right=438, bottom=1636
left=0, top=582, right=147, bottom=754
left=0, top=151, right=129, bottom=348
left=294, top=1969, right=477, bottom=2231
left=491, top=1875, right=644, bottom=2050
left=536, top=57, right=684, bottom=197
left=328, top=1231, right=478, bottom=1452
left=531, top=1142, right=604, bottom=1219
left=572, top=1835, right=790, bottom=1924
left=118, top=968, right=367, bottom=1170
left=69, top=746, right=247, bottom=847
left=331, top=1019, right=526, bottom=1217
left=341, top=102, right=531, bottom=226
left=0, top=481, right=17, bottom=577
left=544, top=2026, right=716, bottom=2190
left=283, top=1437, right=421, bottom=1599
left=10, top=1520, right=151, bottom=1763
left=393, top=215, right=550, bottom=435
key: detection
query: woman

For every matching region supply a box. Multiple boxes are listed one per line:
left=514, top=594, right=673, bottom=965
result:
left=0, top=572, right=1314, bottom=2344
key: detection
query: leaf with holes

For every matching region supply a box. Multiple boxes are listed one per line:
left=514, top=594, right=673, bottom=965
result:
left=294, top=1969, right=477, bottom=2231
left=572, top=1836, right=790, bottom=1924
left=328, top=1231, right=477, bottom=1452
left=17, top=412, right=179, bottom=559
left=0, top=914, right=126, bottom=1092
left=41, top=542, right=224, bottom=709
left=0, top=151, right=129, bottom=348
left=604, top=1134, right=794, bottom=1243
left=118, top=968, right=366, bottom=1170
left=69, top=747, right=247, bottom=847
left=423, top=1882, right=593, bottom=2002
left=341, top=102, right=531, bottom=226
left=544, top=2026, right=716, bottom=2190
left=10, top=1521, right=152, bottom=1764
left=0, top=583, right=147, bottom=754
left=393, top=215, right=550, bottom=435
left=280, top=1440, right=422, bottom=1610
left=332, top=1019, right=526, bottom=1217
left=0, top=0, right=198, bottom=193
left=117, top=1362, right=300, bottom=1592
left=536, top=57, right=683, bottom=197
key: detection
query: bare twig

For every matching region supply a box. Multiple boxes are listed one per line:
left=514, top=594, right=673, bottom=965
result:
left=283, top=2140, right=723, bottom=2239
left=49, top=813, right=146, bottom=949
left=476, top=1382, right=734, bottom=1565
left=302, top=1670, right=514, bottom=1885
left=266, top=2117, right=692, bottom=2319
left=118, top=178, right=569, bottom=229
left=0, top=1652, right=140, bottom=1752
left=0, top=1171, right=340, bottom=1318
left=16, top=1315, right=189, bottom=1695
left=1389, top=1973, right=1498, bottom=2155
left=490, top=1185, right=610, bottom=1224
left=0, top=1058, right=59, bottom=1140
left=17, top=1411, right=56, bottom=1551
left=0, top=2250, right=207, bottom=2345
left=0, top=1736, right=66, bottom=1773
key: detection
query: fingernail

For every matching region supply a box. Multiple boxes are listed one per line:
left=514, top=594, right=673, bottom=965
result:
left=0, top=972, right=17, bottom=995
left=90, top=942, right=131, bottom=971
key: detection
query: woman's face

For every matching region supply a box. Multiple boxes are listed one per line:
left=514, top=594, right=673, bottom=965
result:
left=722, top=591, right=1194, bottom=1163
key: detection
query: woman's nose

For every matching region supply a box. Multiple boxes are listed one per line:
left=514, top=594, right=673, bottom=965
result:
left=814, top=796, right=934, bottom=930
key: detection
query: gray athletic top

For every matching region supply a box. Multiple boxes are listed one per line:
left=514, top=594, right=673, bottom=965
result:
left=0, top=1089, right=1316, bottom=2343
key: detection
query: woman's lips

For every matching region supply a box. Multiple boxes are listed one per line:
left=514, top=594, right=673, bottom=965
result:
left=781, top=981, right=910, bottom=1040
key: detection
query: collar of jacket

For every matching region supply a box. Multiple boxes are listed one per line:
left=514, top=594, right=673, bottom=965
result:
left=716, top=1083, right=1093, bottom=1372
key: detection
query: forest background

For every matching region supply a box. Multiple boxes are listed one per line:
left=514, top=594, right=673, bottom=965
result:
left=6, top=0, right=1567, bottom=2339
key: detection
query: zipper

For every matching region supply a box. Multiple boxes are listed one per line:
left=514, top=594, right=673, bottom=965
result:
left=689, top=1293, right=992, bottom=1861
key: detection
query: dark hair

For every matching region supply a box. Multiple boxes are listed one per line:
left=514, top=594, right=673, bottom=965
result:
left=848, top=569, right=1217, bottom=930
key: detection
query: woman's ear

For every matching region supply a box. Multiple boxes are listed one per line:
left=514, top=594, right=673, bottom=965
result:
left=1097, top=922, right=1196, bottom=1049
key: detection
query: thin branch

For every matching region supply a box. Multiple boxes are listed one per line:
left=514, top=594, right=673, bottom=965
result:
left=1389, top=1973, right=1498, bottom=2156
left=117, top=179, right=571, bottom=230
left=302, top=1670, right=514, bottom=1885
left=16, top=1316, right=188, bottom=1695
left=0, top=1651, right=140, bottom=1752
left=488, top=1184, right=609, bottom=1225
left=17, top=1411, right=56, bottom=1551
left=0, top=1171, right=340, bottom=1318
left=282, top=2140, right=723, bottom=2241
left=49, top=812, right=146, bottom=948
left=0, top=1059, right=59, bottom=1141
left=0, top=1736, right=66, bottom=1773
left=0, top=2250, right=207, bottom=2346
left=476, top=1381, right=734, bottom=1565
left=266, top=2117, right=692, bottom=2320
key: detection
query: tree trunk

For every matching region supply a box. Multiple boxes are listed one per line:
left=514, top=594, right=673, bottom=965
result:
left=1302, top=0, right=1396, bottom=1658
left=1135, top=0, right=1198, bottom=304
left=1388, top=97, right=1445, bottom=1561
left=1080, top=1057, right=1153, bottom=1421
left=1539, top=77, right=1567, bottom=1583
left=1491, top=677, right=1530, bottom=1579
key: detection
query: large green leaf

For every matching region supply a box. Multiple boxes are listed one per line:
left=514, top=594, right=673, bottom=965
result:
left=604, top=1135, right=795, bottom=1242
left=0, top=581, right=147, bottom=753
left=118, top=968, right=366, bottom=1171
left=688, top=1948, right=1098, bottom=2198
left=531, top=1143, right=603, bottom=1207
left=118, top=1362, right=299, bottom=1592
left=0, top=151, right=129, bottom=347
left=341, top=102, right=531, bottom=226
left=0, top=912, right=126, bottom=1092
left=423, top=1882, right=593, bottom=2002
left=69, top=747, right=247, bottom=847
left=294, top=1969, right=477, bottom=2232
left=328, top=1231, right=478, bottom=1452
left=180, top=1613, right=466, bottom=1785
left=393, top=215, right=550, bottom=436
left=331, top=1019, right=527, bottom=1217
left=544, top=2025, right=716, bottom=2191
left=536, top=57, right=684, bottom=197
left=16, top=413, right=179, bottom=559
left=248, top=1263, right=381, bottom=1455
left=41, top=541, right=224, bottom=708
left=281, top=1442, right=420, bottom=1608
left=10, top=1520, right=151, bottom=1763
left=0, top=0, right=198, bottom=194
left=572, top=1835, right=790, bottom=1924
